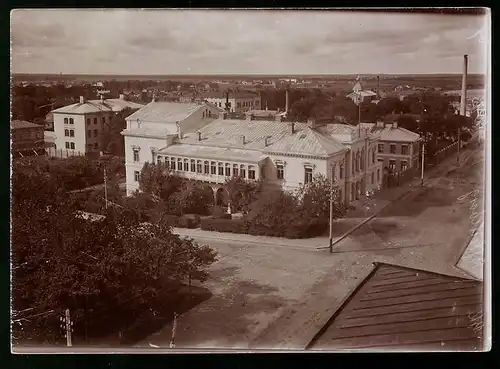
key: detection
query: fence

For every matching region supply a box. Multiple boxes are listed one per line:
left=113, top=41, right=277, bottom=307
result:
left=46, top=147, right=86, bottom=159
left=432, top=141, right=459, bottom=166
left=383, top=166, right=418, bottom=189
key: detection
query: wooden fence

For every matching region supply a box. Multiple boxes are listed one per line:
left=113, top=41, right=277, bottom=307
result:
left=46, top=147, right=86, bottom=159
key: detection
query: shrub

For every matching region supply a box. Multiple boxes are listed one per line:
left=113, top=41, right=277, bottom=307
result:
left=200, top=218, right=247, bottom=233
left=177, top=216, right=198, bottom=229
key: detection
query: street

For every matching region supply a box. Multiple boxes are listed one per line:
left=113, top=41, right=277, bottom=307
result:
left=136, top=145, right=484, bottom=350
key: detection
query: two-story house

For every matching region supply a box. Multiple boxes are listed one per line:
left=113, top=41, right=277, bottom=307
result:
left=361, top=121, right=421, bottom=174
left=51, top=95, right=143, bottom=155
left=121, top=101, right=222, bottom=195
left=11, top=120, right=46, bottom=157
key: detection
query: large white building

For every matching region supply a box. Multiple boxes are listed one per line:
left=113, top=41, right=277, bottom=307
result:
left=51, top=95, right=143, bottom=154
left=122, top=101, right=383, bottom=205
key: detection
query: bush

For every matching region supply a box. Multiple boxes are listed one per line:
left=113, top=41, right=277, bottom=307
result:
left=157, top=214, right=199, bottom=229
left=200, top=218, right=247, bottom=233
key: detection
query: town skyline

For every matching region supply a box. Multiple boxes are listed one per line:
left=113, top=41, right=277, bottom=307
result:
left=11, top=9, right=488, bottom=75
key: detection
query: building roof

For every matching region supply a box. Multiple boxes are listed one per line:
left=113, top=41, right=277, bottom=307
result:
left=125, top=101, right=208, bottom=123
left=202, top=91, right=258, bottom=99
left=178, top=119, right=347, bottom=158
left=52, top=99, right=144, bottom=115
left=360, top=122, right=421, bottom=143
left=456, top=222, right=484, bottom=281
left=310, top=262, right=484, bottom=351
left=11, top=120, right=42, bottom=130
left=245, top=109, right=284, bottom=117
left=157, top=145, right=266, bottom=164
left=347, top=90, right=378, bottom=99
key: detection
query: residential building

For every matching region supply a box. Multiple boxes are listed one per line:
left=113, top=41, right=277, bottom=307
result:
left=347, top=81, right=378, bottom=105
left=360, top=121, right=421, bottom=173
left=202, top=91, right=261, bottom=113
left=122, top=105, right=383, bottom=204
left=121, top=101, right=222, bottom=195
left=244, top=109, right=286, bottom=121
left=51, top=95, right=143, bottom=155
left=11, top=120, right=46, bottom=157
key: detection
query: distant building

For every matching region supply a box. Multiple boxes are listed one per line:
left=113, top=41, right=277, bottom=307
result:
left=11, top=120, right=46, bottom=157
left=244, top=109, right=286, bottom=121
left=51, top=95, right=143, bottom=155
left=202, top=91, right=261, bottom=113
left=360, top=121, right=421, bottom=173
left=347, top=81, right=378, bottom=105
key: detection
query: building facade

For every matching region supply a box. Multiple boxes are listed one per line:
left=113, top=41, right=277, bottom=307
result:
left=51, top=95, right=143, bottom=155
left=11, top=120, right=46, bottom=157
left=202, top=91, right=261, bottom=113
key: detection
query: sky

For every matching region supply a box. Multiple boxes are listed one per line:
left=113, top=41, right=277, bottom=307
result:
left=11, top=9, right=489, bottom=75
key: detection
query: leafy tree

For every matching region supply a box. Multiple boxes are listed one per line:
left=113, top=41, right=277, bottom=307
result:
left=138, top=162, right=183, bottom=202
left=99, top=108, right=133, bottom=156
left=168, top=181, right=213, bottom=215
left=247, top=189, right=300, bottom=230
left=224, top=176, right=262, bottom=212
left=397, top=114, right=419, bottom=132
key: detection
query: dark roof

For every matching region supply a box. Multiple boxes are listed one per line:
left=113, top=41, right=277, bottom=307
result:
left=11, top=120, right=43, bottom=130
left=309, top=263, right=483, bottom=351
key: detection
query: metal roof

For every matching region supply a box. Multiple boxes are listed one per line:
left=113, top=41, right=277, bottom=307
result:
left=157, top=145, right=266, bottom=164
left=52, top=99, right=144, bottom=114
left=125, top=101, right=208, bottom=123
left=360, top=123, right=421, bottom=143
left=309, top=263, right=484, bottom=351
left=456, top=222, right=484, bottom=281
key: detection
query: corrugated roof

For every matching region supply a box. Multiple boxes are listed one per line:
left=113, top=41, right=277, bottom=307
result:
left=125, top=102, right=207, bottom=123
left=157, top=145, right=265, bottom=163
left=457, top=222, right=484, bottom=281
left=360, top=123, right=421, bottom=143
left=178, top=119, right=347, bottom=157
left=11, top=120, right=42, bottom=129
left=310, top=263, right=483, bottom=351
left=52, top=99, right=144, bottom=114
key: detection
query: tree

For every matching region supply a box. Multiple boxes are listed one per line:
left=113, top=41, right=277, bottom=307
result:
left=224, top=176, right=262, bottom=212
left=138, top=162, right=183, bottom=202
left=11, top=166, right=217, bottom=344
left=168, top=181, right=213, bottom=215
left=397, top=114, right=419, bottom=132
left=247, top=189, right=300, bottom=231
left=376, top=97, right=406, bottom=116
left=99, top=107, right=133, bottom=156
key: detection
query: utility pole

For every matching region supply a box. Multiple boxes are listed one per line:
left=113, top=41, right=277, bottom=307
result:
left=420, top=142, right=425, bottom=187
left=170, top=312, right=178, bottom=348
left=59, top=309, right=73, bottom=347
left=104, top=167, right=108, bottom=210
left=329, top=184, right=334, bottom=254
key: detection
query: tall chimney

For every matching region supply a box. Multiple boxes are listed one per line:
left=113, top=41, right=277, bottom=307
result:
left=241, top=135, right=246, bottom=145
left=289, top=122, right=295, bottom=134
left=79, top=96, right=84, bottom=104
left=285, top=88, right=290, bottom=115
left=197, top=132, right=202, bottom=141
left=460, top=55, right=468, bottom=116
left=376, top=76, right=380, bottom=99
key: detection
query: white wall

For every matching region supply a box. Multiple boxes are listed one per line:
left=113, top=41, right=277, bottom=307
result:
left=53, top=113, right=86, bottom=153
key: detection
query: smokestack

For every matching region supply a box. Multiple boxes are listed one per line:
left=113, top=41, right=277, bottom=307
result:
left=376, top=76, right=380, bottom=99
left=241, top=135, right=246, bottom=145
left=289, top=122, right=295, bottom=134
left=197, top=132, right=202, bottom=141
left=285, top=89, right=290, bottom=114
left=264, top=136, right=270, bottom=147
left=460, top=55, right=468, bottom=116
left=79, top=96, right=85, bottom=104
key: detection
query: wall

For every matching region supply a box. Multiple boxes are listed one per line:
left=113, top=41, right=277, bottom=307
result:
left=53, top=113, right=86, bottom=153
left=376, top=140, right=420, bottom=172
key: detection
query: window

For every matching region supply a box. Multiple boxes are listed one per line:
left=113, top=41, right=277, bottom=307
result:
left=371, top=172, right=375, bottom=184
left=360, top=149, right=364, bottom=170
left=240, top=165, right=246, bottom=178
left=218, top=162, right=224, bottom=175
left=70, top=130, right=74, bottom=137
left=69, top=118, right=74, bottom=124
left=233, top=164, right=239, bottom=177
left=71, top=142, right=76, bottom=150
left=64, top=129, right=69, bottom=137
left=176, top=158, right=182, bottom=171
left=377, top=169, right=380, bottom=181
left=65, top=142, right=70, bottom=149
left=191, top=159, right=196, bottom=172
left=389, top=160, right=396, bottom=171
left=219, top=102, right=222, bottom=107
left=401, top=161, right=408, bottom=172
left=378, top=144, right=384, bottom=153
left=339, top=164, right=344, bottom=179
left=94, top=118, right=97, bottom=125
left=157, top=156, right=162, bottom=165
left=390, top=144, right=396, bottom=154
left=401, top=145, right=409, bottom=155
left=237, top=102, right=241, bottom=108
left=277, top=163, right=284, bottom=180
left=183, top=159, right=189, bottom=171
left=331, top=164, right=336, bottom=183
left=87, top=118, right=91, bottom=126
left=171, top=157, right=176, bottom=170
left=225, top=163, right=231, bottom=177
left=133, top=149, right=140, bottom=162
left=202, top=112, right=205, bottom=118
left=248, top=165, right=256, bottom=180
left=304, top=167, right=313, bottom=184
left=94, top=129, right=98, bottom=137
left=134, top=171, right=140, bottom=182
left=102, top=117, right=106, bottom=124
left=87, top=130, right=91, bottom=138
left=352, top=156, right=355, bottom=175
left=372, top=149, right=376, bottom=164
left=204, top=161, right=210, bottom=174
left=211, top=161, right=216, bottom=174
left=93, top=143, right=98, bottom=149
left=64, top=118, right=68, bottom=124
left=197, top=160, right=202, bottom=173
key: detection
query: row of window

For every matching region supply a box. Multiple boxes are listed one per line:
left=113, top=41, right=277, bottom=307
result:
left=87, top=129, right=99, bottom=138
left=87, top=143, right=99, bottom=150
left=64, top=129, right=75, bottom=137
left=201, top=109, right=213, bottom=118
left=378, top=143, right=410, bottom=155
left=388, top=160, right=409, bottom=172
left=63, top=118, right=74, bottom=125
left=86, top=117, right=106, bottom=126
left=65, top=142, right=75, bottom=150
left=154, top=156, right=258, bottom=180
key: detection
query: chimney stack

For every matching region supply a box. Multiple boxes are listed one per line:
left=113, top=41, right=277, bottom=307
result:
left=264, top=136, right=271, bottom=147
left=308, top=118, right=317, bottom=129
left=119, top=93, right=125, bottom=100
left=197, top=132, right=202, bottom=141
left=79, top=96, right=85, bottom=104
left=241, top=135, right=246, bottom=145
left=289, top=122, right=295, bottom=134
left=460, top=54, right=468, bottom=116
left=392, top=121, right=398, bottom=129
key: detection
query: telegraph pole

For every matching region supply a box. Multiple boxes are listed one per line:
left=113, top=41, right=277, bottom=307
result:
left=170, top=312, right=178, bottom=348
left=104, top=167, right=108, bottom=209
left=59, top=309, right=73, bottom=347
left=329, top=185, right=334, bottom=254
left=420, top=143, right=425, bottom=187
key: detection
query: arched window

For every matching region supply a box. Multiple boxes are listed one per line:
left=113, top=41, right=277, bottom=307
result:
left=211, top=161, right=216, bottom=174
left=190, top=159, right=196, bottom=172
left=248, top=165, right=256, bottom=180
left=157, top=156, right=162, bottom=165
left=360, top=149, right=365, bottom=170
left=64, top=118, right=68, bottom=124
left=204, top=161, right=210, bottom=174
left=225, top=163, right=231, bottom=176
left=218, top=162, right=224, bottom=176
left=339, top=163, right=344, bottom=179
left=183, top=159, right=189, bottom=171
left=233, top=164, right=239, bottom=177
left=240, top=164, right=246, bottom=178
left=170, top=157, right=176, bottom=170
left=197, top=160, right=202, bottom=173
left=69, top=118, right=74, bottom=125
left=64, top=129, right=69, bottom=137
left=177, top=158, right=183, bottom=171
left=372, top=148, right=376, bottom=164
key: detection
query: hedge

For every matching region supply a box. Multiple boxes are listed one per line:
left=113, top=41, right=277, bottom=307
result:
left=159, top=214, right=199, bottom=229
left=200, top=217, right=327, bottom=239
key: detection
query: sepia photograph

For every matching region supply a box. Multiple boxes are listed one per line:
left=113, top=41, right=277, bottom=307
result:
left=10, top=8, right=490, bottom=353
